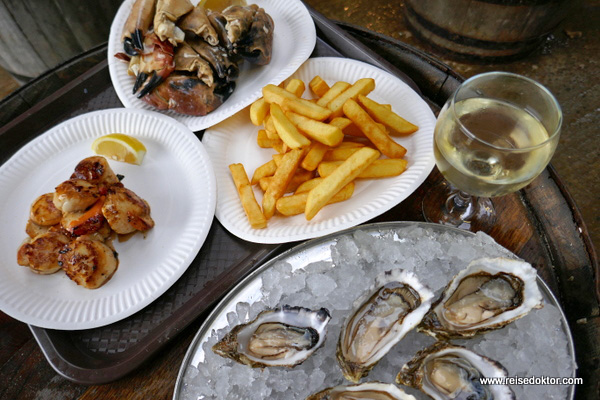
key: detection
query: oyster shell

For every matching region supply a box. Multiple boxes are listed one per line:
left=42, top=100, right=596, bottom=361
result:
left=307, top=382, right=417, bottom=400
left=337, top=269, right=434, bottom=382
left=419, top=257, right=543, bottom=339
left=212, top=305, right=331, bottom=368
left=396, top=342, right=515, bottom=400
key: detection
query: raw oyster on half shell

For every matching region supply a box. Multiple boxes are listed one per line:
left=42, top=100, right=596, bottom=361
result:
left=212, top=305, right=331, bottom=368
left=307, top=382, right=417, bottom=400
left=337, top=269, right=434, bottom=382
left=419, top=257, right=543, bottom=339
left=396, top=342, right=515, bottom=400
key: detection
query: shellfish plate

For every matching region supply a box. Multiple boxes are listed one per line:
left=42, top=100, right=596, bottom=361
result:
left=174, top=222, right=576, bottom=400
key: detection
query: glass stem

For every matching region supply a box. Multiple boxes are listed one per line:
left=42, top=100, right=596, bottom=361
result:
left=446, top=190, right=473, bottom=215
left=453, top=191, right=472, bottom=208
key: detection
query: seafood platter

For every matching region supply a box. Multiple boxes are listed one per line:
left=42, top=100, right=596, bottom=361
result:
left=174, top=223, right=577, bottom=399
left=0, top=108, right=216, bottom=330
left=108, top=0, right=316, bottom=130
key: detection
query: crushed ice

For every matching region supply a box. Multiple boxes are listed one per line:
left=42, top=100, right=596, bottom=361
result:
left=180, top=225, right=575, bottom=399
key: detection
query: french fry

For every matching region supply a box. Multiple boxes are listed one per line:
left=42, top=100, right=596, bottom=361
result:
left=343, top=99, right=407, bottom=159
left=270, top=103, right=311, bottom=149
left=273, top=142, right=288, bottom=154
left=285, top=111, right=343, bottom=146
left=327, top=78, right=375, bottom=118
left=323, top=146, right=365, bottom=161
left=259, top=168, right=314, bottom=193
left=329, top=117, right=352, bottom=131
left=281, top=97, right=332, bottom=121
left=272, top=153, right=284, bottom=167
left=250, top=98, right=269, bottom=126
left=276, top=182, right=354, bottom=216
left=316, top=81, right=351, bottom=107
left=357, top=94, right=418, bottom=136
left=301, top=142, right=329, bottom=171
left=251, top=159, right=277, bottom=185
left=295, top=177, right=325, bottom=193
left=309, top=76, right=330, bottom=97
left=336, top=141, right=365, bottom=148
left=234, top=76, right=414, bottom=228
left=264, top=115, right=279, bottom=140
left=285, top=78, right=306, bottom=97
left=258, top=176, right=271, bottom=192
left=229, top=164, right=267, bottom=229
left=257, top=129, right=284, bottom=149
left=305, top=147, right=380, bottom=220
left=262, top=148, right=303, bottom=219
left=318, top=158, right=408, bottom=178
left=262, top=84, right=298, bottom=105
left=330, top=117, right=388, bottom=137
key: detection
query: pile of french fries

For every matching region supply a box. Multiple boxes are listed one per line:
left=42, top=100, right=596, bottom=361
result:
left=229, top=75, right=419, bottom=229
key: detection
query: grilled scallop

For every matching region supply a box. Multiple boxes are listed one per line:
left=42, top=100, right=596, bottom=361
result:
left=30, top=193, right=63, bottom=226
left=53, top=179, right=100, bottom=213
left=58, top=237, right=118, bottom=289
left=101, top=186, right=154, bottom=234
left=70, top=156, right=120, bottom=186
left=60, top=197, right=106, bottom=236
left=17, top=231, right=71, bottom=274
left=25, top=220, right=56, bottom=239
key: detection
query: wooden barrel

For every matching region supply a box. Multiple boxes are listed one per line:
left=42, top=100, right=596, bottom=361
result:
left=0, top=0, right=122, bottom=81
left=404, top=0, right=572, bottom=60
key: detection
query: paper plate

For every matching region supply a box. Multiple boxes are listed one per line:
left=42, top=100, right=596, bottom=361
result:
left=204, top=57, right=436, bottom=243
left=0, top=108, right=216, bottom=330
left=107, top=0, right=316, bottom=131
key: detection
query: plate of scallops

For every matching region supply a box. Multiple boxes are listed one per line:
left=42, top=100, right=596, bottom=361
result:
left=0, top=108, right=216, bottom=330
left=107, top=0, right=316, bottom=131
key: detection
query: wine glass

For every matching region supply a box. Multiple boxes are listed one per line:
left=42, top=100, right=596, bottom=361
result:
left=422, top=71, right=562, bottom=230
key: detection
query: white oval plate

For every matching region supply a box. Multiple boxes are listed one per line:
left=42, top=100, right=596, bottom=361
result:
left=107, top=0, right=316, bottom=131
left=204, top=57, right=436, bottom=243
left=0, top=108, right=216, bottom=330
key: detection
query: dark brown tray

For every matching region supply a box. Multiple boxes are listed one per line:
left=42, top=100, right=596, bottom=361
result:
left=0, top=15, right=598, bottom=399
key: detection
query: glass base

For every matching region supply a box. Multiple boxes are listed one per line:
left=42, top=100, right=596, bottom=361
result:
left=422, top=181, right=496, bottom=231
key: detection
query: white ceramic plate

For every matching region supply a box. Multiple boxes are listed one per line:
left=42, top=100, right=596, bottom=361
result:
left=0, top=108, right=216, bottom=330
left=107, top=0, right=316, bottom=131
left=204, top=57, right=436, bottom=243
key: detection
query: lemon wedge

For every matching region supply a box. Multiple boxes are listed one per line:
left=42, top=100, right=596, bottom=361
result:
left=92, top=133, right=146, bottom=165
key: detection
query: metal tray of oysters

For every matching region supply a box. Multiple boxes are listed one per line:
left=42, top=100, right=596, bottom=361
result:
left=174, top=221, right=576, bottom=399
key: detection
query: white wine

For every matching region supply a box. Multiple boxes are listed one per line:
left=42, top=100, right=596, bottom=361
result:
left=434, top=98, right=557, bottom=197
